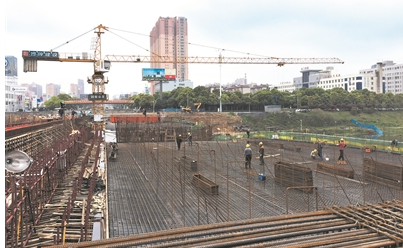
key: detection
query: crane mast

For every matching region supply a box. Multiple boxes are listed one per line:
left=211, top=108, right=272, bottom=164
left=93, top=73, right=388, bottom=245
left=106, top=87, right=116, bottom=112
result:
left=87, top=24, right=109, bottom=131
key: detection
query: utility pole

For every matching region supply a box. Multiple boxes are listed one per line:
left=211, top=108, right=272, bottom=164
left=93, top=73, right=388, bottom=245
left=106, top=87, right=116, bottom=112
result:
left=219, top=52, right=222, bottom=112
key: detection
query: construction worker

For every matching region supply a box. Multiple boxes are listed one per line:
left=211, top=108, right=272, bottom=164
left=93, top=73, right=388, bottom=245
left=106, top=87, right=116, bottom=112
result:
left=391, top=138, right=398, bottom=146
left=246, top=129, right=250, bottom=139
left=258, top=142, right=265, bottom=165
left=317, top=140, right=323, bottom=160
left=338, top=138, right=347, bottom=161
left=187, top=132, right=193, bottom=146
left=310, top=149, right=318, bottom=159
left=176, top=134, right=183, bottom=150
left=244, top=144, right=252, bottom=169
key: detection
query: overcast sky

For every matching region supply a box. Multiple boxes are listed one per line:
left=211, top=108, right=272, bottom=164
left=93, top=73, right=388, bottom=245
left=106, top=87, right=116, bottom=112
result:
left=5, top=0, right=403, bottom=97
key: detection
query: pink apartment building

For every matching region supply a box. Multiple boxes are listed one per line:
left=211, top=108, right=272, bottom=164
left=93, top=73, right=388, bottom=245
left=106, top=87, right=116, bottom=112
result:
left=149, top=17, right=188, bottom=94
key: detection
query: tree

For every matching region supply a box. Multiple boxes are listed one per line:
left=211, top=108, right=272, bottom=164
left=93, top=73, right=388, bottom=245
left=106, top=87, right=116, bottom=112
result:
left=44, top=94, right=74, bottom=110
left=58, top=93, right=73, bottom=101
left=132, top=94, right=154, bottom=109
left=44, top=96, right=62, bottom=110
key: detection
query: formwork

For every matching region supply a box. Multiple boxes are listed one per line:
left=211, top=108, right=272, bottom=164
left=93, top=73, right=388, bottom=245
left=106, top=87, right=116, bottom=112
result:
left=363, top=157, right=403, bottom=190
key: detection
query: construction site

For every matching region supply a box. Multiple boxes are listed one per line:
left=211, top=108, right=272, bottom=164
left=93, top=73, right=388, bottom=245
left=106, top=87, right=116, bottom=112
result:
left=5, top=24, right=402, bottom=247
left=4, top=112, right=403, bottom=248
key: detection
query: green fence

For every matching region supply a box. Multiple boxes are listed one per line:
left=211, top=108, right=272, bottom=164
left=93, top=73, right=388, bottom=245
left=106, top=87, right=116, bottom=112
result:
left=212, top=131, right=403, bottom=154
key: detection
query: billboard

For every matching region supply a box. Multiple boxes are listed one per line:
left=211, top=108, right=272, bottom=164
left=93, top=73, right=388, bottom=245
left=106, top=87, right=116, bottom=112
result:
left=142, top=68, right=176, bottom=81
left=11, top=86, right=27, bottom=92
left=5, top=56, right=18, bottom=76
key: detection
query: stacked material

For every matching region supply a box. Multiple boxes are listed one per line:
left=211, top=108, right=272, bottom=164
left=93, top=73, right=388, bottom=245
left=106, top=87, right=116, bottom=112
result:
left=317, top=162, right=355, bottom=179
left=363, top=158, right=403, bottom=190
left=274, top=161, right=313, bottom=192
left=192, top=173, right=219, bottom=195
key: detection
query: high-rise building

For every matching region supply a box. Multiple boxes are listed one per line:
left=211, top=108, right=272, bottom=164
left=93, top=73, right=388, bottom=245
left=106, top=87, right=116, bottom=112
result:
left=70, top=84, right=79, bottom=97
left=46, top=83, right=61, bottom=97
left=149, top=16, right=188, bottom=94
left=21, top=82, right=43, bottom=97
left=78, top=79, right=85, bottom=95
left=5, top=56, right=25, bottom=112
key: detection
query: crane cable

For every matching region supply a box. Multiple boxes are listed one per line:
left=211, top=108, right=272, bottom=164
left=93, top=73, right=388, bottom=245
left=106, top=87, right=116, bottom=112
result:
left=108, top=27, right=275, bottom=59
left=50, top=27, right=97, bottom=51
left=49, top=26, right=277, bottom=59
left=106, top=29, right=161, bottom=57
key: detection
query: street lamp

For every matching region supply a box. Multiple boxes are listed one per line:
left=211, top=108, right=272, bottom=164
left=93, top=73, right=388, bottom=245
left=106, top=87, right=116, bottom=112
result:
left=300, top=119, right=302, bottom=132
left=334, top=121, right=337, bottom=139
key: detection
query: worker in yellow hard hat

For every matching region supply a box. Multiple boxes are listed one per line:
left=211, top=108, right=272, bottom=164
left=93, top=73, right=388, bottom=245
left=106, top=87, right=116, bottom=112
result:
left=338, top=138, right=347, bottom=161
left=244, top=143, right=252, bottom=169
left=258, top=142, right=265, bottom=165
left=310, top=149, right=318, bottom=159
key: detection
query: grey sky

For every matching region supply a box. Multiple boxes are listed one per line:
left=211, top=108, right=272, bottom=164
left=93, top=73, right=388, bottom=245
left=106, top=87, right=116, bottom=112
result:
left=5, top=0, right=403, bottom=96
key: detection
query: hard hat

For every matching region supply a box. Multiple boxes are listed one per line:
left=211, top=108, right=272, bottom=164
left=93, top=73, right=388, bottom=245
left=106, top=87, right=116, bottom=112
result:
left=246, top=144, right=250, bottom=148
left=188, top=132, right=191, bottom=135
left=314, top=149, right=317, bottom=152
left=179, top=134, right=181, bottom=137
left=259, top=142, right=263, bottom=146
left=341, top=138, right=344, bottom=141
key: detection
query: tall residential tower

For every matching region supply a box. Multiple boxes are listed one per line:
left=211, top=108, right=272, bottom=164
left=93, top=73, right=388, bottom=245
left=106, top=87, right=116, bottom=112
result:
left=149, top=17, right=188, bottom=94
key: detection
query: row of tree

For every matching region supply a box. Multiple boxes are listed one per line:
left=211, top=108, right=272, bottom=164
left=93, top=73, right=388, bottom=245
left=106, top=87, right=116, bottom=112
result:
left=44, top=87, right=403, bottom=111
left=129, top=86, right=403, bottom=111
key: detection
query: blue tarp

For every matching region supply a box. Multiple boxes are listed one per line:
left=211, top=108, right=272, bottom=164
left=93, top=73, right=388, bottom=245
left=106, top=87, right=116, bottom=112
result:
left=351, top=119, right=383, bottom=139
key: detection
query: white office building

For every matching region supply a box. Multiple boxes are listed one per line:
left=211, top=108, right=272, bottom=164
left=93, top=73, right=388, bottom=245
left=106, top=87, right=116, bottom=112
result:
left=154, top=79, right=193, bottom=93
left=360, top=61, right=403, bottom=94
left=277, top=66, right=382, bottom=94
left=275, top=81, right=296, bottom=92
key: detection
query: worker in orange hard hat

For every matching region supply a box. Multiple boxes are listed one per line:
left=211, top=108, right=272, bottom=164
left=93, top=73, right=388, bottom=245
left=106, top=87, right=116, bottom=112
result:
left=244, top=144, right=252, bottom=169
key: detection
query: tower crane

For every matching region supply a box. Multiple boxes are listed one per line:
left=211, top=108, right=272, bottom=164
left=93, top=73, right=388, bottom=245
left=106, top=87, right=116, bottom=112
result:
left=22, top=24, right=344, bottom=131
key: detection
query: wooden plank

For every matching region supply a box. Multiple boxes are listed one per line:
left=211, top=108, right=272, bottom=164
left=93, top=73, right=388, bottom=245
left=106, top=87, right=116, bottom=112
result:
left=317, top=162, right=354, bottom=179
left=363, top=158, right=403, bottom=190
left=192, top=173, right=219, bottom=195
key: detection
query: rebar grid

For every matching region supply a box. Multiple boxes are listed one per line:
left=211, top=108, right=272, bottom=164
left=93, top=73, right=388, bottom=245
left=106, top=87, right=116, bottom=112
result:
left=5, top=121, right=92, bottom=248
left=106, top=119, right=402, bottom=241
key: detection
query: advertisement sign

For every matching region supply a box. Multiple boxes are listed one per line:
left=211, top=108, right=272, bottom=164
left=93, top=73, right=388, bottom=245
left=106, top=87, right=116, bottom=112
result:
left=11, top=86, right=27, bottom=92
left=142, top=68, right=176, bottom=81
left=22, top=50, right=59, bottom=59
left=5, top=56, right=18, bottom=76
left=88, top=94, right=108, bottom=101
